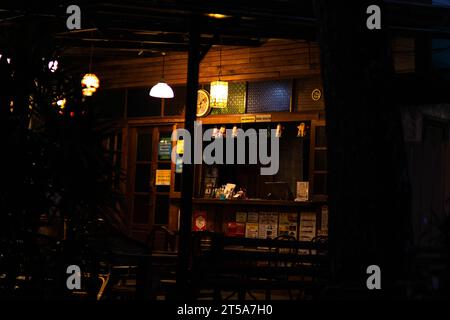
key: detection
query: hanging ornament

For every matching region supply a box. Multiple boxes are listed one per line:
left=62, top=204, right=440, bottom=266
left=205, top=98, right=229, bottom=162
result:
left=212, top=127, right=219, bottom=139
left=297, top=122, right=306, bottom=137
left=219, top=126, right=226, bottom=138
left=232, top=125, right=238, bottom=138
left=276, top=123, right=283, bottom=138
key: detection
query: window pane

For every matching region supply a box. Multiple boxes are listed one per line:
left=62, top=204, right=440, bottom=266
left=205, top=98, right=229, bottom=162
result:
left=133, top=195, right=151, bottom=224
left=135, top=164, right=151, bottom=192
left=313, top=173, right=327, bottom=195
left=164, top=86, right=186, bottom=116
left=315, top=126, right=327, bottom=147
left=127, top=88, right=161, bottom=117
left=155, top=195, right=169, bottom=225
left=92, top=89, right=125, bottom=119
left=314, top=150, right=327, bottom=171
left=136, top=133, right=152, bottom=161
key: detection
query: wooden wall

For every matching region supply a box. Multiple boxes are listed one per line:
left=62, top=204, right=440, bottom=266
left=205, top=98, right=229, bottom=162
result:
left=93, top=37, right=414, bottom=90
left=392, top=37, right=415, bottom=73
left=95, top=39, right=321, bottom=89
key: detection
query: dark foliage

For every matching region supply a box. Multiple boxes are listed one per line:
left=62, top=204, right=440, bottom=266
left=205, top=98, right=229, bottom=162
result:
left=0, top=18, right=126, bottom=299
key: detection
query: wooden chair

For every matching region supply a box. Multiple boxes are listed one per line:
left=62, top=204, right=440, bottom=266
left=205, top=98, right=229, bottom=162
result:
left=264, top=235, right=298, bottom=299
left=145, top=226, right=178, bottom=299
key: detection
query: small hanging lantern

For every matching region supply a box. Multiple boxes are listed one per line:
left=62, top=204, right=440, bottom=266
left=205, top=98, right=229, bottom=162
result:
left=210, top=81, right=228, bottom=108
left=82, top=43, right=100, bottom=96
left=210, top=47, right=228, bottom=108
left=81, top=73, right=100, bottom=96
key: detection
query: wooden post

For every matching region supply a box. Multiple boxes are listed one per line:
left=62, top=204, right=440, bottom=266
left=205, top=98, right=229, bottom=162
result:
left=176, top=20, right=201, bottom=299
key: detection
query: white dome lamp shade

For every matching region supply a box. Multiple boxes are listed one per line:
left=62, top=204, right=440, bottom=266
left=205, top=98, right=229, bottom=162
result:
left=150, top=52, right=174, bottom=98
left=150, top=82, right=174, bottom=98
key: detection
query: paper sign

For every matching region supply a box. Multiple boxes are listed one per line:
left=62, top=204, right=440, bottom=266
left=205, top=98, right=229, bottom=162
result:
left=176, top=140, right=184, bottom=154
left=155, top=169, right=171, bottom=186
left=241, top=116, right=256, bottom=123
left=279, top=212, right=298, bottom=239
left=158, top=137, right=172, bottom=160
left=255, top=114, right=272, bottom=122
left=245, top=223, right=259, bottom=239
left=247, top=212, right=259, bottom=223
left=299, top=212, right=316, bottom=242
left=236, top=212, right=247, bottom=223
left=295, top=181, right=309, bottom=202
left=258, top=212, right=278, bottom=239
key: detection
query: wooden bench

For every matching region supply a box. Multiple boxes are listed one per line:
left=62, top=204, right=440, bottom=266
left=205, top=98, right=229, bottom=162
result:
left=191, top=232, right=329, bottom=300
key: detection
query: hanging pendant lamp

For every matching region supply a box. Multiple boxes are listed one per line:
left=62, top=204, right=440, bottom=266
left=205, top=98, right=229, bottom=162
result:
left=150, top=52, right=174, bottom=98
left=82, top=44, right=100, bottom=96
left=210, top=47, right=228, bottom=108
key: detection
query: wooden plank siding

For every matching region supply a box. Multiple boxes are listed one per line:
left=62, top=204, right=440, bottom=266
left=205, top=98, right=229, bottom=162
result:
left=94, top=39, right=321, bottom=89
left=93, top=37, right=414, bottom=90
left=392, top=37, right=415, bottom=74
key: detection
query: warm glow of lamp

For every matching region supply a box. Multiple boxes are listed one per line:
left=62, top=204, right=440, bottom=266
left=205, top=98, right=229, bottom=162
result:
left=150, top=52, right=174, bottom=99
left=150, top=82, right=174, bottom=98
left=81, top=73, right=100, bottom=96
left=82, top=44, right=100, bottom=96
left=210, top=80, right=228, bottom=108
left=206, top=13, right=231, bottom=19
left=210, top=47, right=228, bottom=108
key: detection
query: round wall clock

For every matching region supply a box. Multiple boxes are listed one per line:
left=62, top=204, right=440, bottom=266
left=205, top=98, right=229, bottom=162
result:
left=196, top=89, right=211, bottom=117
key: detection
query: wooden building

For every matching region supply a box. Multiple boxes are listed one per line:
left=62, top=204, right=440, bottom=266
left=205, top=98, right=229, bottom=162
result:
left=84, top=33, right=418, bottom=245
left=92, top=39, right=330, bottom=241
left=2, top=0, right=449, bottom=299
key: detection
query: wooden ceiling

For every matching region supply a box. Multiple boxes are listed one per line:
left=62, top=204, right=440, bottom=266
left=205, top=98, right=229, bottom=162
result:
left=0, top=0, right=449, bottom=67
left=0, top=0, right=317, bottom=60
